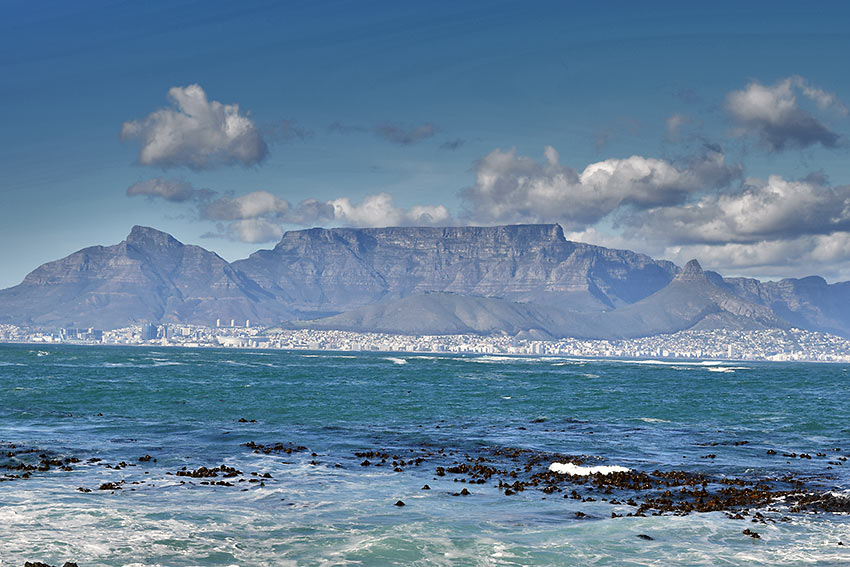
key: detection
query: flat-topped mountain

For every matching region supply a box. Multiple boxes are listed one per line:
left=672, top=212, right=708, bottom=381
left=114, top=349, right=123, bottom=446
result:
left=232, top=224, right=678, bottom=317
left=2, top=223, right=850, bottom=339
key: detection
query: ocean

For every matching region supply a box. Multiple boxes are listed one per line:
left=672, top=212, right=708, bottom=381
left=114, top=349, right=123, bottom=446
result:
left=1, top=344, right=848, bottom=566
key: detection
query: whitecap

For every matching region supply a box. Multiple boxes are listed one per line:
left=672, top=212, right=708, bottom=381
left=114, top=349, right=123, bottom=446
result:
left=638, top=417, right=671, bottom=423
left=385, top=357, right=407, bottom=365
left=548, top=462, right=631, bottom=475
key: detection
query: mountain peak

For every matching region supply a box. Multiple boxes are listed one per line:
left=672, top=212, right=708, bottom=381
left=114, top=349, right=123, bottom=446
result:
left=675, top=259, right=706, bottom=282
left=126, top=225, right=182, bottom=249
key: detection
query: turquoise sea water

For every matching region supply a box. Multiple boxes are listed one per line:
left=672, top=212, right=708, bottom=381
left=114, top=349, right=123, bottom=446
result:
left=1, top=344, right=849, bottom=566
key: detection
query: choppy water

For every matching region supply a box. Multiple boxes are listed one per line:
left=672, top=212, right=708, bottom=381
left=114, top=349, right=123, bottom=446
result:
left=1, top=344, right=849, bottom=566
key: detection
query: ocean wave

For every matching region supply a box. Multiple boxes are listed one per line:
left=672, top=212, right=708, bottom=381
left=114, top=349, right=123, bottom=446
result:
left=549, top=462, right=631, bottom=475
left=384, top=357, right=407, bottom=365
left=609, top=359, right=726, bottom=367
left=469, top=355, right=542, bottom=364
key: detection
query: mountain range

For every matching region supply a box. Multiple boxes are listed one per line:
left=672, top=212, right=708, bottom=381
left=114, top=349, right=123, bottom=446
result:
left=2, top=223, right=850, bottom=339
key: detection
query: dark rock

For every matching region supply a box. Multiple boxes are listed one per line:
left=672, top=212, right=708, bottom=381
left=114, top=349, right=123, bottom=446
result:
left=394, top=500, right=405, bottom=507
left=636, top=534, right=654, bottom=540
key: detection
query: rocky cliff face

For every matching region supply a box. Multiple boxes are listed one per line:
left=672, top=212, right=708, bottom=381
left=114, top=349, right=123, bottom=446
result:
left=233, top=224, right=678, bottom=316
left=0, top=226, right=284, bottom=329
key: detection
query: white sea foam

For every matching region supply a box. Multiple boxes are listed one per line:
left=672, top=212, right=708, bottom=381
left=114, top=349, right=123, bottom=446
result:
left=605, top=359, right=727, bottom=367
left=385, top=357, right=407, bottom=365
left=638, top=417, right=671, bottom=423
left=549, top=462, right=631, bottom=475
left=707, top=367, right=735, bottom=373
left=469, top=355, right=542, bottom=364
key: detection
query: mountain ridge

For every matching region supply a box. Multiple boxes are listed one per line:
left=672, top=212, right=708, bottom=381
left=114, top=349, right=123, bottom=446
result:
left=1, top=224, right=850, bottom=339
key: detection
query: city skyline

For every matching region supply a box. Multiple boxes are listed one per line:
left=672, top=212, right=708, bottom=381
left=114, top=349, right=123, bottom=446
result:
left=4, top=2, right=850, bottom=290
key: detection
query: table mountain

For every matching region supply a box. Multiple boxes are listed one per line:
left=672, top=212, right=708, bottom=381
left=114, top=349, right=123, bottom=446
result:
left=232, top=224, right=678, bottom=317
left=3, top=223, right=850, bottom=338
left=299, top=260, right=790, bottom=339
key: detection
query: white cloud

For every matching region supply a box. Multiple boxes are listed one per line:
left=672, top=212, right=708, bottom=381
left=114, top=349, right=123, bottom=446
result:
left=628, top=174, right=850, bottom=244
left=202, top=191, right=290, bottom=221
left=661, top=232, right=850, bottom=281
left=164, top=189, right=453, bottom=243
left=126, top=178, right=198, bottom=202
left=227, top=219, right=285, bottom=243
left=726, top=76, right=845, bottom=151
left=121, top=84, right=268, bottom=169
left=461, top=145, right=739, bottom=228
left=329, top=193, right=451, bottom=227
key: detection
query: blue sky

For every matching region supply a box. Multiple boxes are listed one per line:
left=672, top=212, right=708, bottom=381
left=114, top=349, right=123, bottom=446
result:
left=3, top=1, right=850, bottom=288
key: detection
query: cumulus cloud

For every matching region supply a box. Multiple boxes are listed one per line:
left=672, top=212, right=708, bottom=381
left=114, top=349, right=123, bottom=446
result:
left=726, top=76, right=846, bottom=151
left=375, top=122, right=436, bottom=145
left=227, top=219, right=285, bottom=243
left=126, top=178, right=201, bottom=202
left=202, top=191, right=291, bottom=221
left=329, top=193, right=451, bottom=227
left=627, top=174, right=850, bottom=245
left=661, top=233, right=850, bottom=281
left=460, top=145, right=740, bottom=228
left=121, top=84, right=268, bottom=169
left=133, top=182, right=451, bottom=243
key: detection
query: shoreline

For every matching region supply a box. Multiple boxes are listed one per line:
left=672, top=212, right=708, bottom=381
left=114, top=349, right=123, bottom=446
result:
left=1, top=338, right=848, bottom=365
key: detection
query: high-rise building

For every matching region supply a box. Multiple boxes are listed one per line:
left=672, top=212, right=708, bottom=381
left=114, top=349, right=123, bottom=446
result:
left=141, top=323, right=157, bottom=341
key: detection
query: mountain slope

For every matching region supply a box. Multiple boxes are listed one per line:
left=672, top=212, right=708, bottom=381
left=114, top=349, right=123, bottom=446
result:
left=582, top=260, right=790, bottom=338
left=295, top=293, right=595, bottom=337
left=232, top=224, right=678, bottom=316
left=0, top=226, right=286, bottom=329
left=299, top=260, right=791, bottom=339
left=724, top=275, right=850, bottom=337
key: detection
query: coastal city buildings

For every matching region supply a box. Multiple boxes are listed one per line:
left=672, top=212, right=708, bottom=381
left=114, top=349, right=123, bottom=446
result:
left=3, top=322, right=850, bottom=362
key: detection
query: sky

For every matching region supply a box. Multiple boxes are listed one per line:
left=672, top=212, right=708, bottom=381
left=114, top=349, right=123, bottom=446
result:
left=3, top=1, right=850, bottom=288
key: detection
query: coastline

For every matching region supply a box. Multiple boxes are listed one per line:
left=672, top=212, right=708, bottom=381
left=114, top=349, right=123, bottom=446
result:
left=2, top=337, right=849, bottom=365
